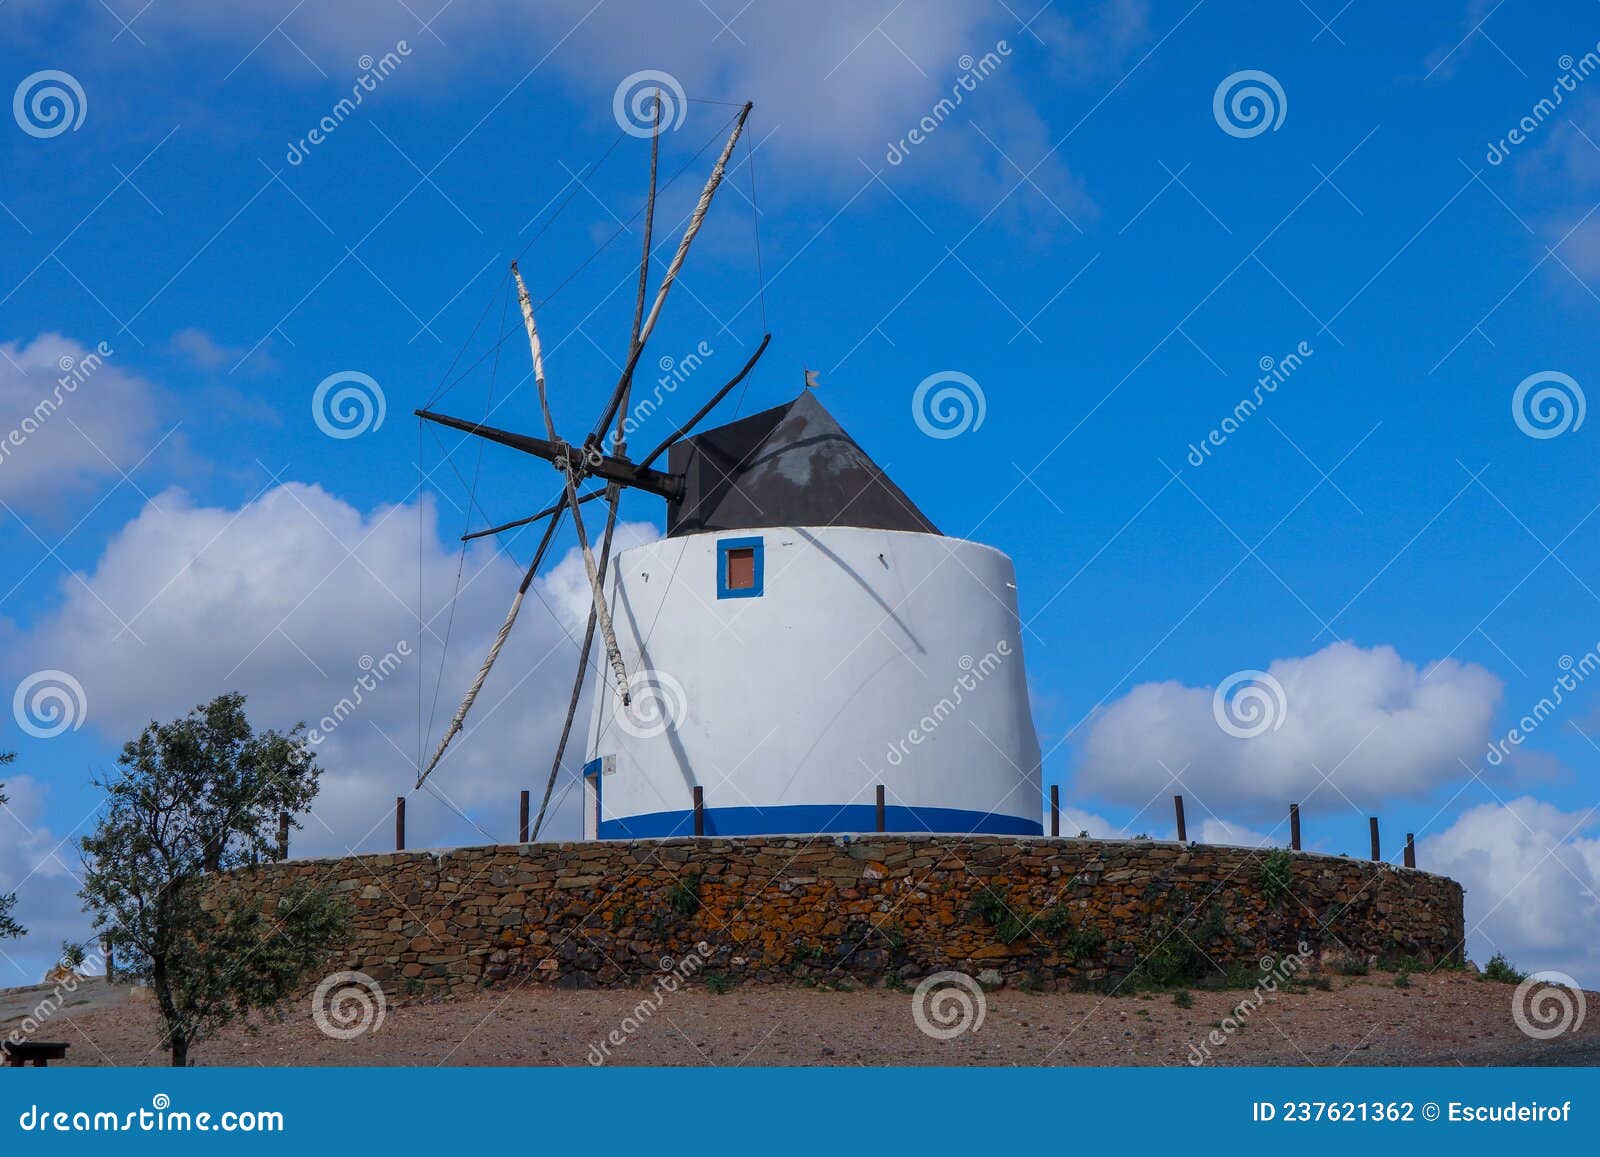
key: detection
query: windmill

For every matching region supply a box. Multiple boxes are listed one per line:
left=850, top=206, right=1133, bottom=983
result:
left=417, top=95, right=1043, bottom=844
left=415, top=96, right=769, bottom=837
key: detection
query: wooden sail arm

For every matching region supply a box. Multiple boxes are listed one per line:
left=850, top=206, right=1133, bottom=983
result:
left=461, top=487, right=607, bottom=542
left=637, top=333, right=771, bottom=470
left=414, top=408, right=683, bottom=499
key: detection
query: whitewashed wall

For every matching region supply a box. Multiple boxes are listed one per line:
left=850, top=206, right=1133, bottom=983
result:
left=583, top=526, right=1042, bottom=837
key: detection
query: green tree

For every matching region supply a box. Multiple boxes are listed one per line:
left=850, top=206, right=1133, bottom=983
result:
left=0, top=752, right=22, bottom=941
left=79, top=692, right=348, bottom=1066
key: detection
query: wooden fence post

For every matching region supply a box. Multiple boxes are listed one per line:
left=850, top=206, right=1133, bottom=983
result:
left=1289, top=803, right=1301, bottom=851
left=395, top=796, right=406, bottom=852
left=875, top=785, right=886, bottom=833
left=1369, top=816, right=1380, bottom=862
left=102, top=938, right=114, bottom=985
left=277, top=811, right=289, bottom=860
left=1173, top=794, right=1187, bottom=842
left=1404, top=832, right=1416, bottom=869
left=1050, top=785, right=1060, bottom=837
left=693, top=786, right=704, bottom=836
left=519, top=790, right=530, bottom=843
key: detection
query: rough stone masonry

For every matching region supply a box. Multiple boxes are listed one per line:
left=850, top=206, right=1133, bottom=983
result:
left=208, top=835, right=1465, bottom=994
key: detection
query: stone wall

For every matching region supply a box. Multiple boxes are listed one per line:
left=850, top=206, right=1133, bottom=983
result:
left=209, top=836, right=1465, bottom=994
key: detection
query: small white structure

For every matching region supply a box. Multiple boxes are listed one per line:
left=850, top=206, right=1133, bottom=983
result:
left=581, top=393, right=1042, bottom=838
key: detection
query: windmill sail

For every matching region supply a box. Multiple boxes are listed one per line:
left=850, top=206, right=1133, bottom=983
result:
left=415, top=100, right=758, bottom=795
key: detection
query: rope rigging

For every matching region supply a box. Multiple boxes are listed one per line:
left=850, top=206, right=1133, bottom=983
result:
left=413, top=94, right=771, bottom=836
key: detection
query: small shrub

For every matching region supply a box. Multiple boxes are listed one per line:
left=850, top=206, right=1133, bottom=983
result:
left=1393, top=969, right=1412, bottom=989
left=1173, top=989, right=1194, bottom=1009
left=1259, top=848, right=1294, bottom=906
left=1331, top=953, right=1368, bottom=977
left=1063, top=923, right=1105, bottom=962
left=1481, top=953, right=1526, bottom=984
left=1035, top=905, right=1074, bottom=938
left=668, top=872, right=702, bottom=919
left=968, top=887, right=1026, bottom=944
left=1307, top=974, right=1333, bottom=991
left=702, top=972, right=735, bottom=995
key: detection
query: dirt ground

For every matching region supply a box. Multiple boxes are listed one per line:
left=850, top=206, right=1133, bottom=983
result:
left=5, top=971, right=1597, bottom=1067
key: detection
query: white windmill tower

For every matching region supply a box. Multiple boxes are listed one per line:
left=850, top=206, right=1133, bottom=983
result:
left=415, top=100, right=1041, bottom=840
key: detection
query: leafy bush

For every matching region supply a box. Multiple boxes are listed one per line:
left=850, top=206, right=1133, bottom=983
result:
left=668, top=872, right=702, bottom=918
left=1481, top=953, right=1526, bottom=983
left=1260, top=848, right=1294, bottom=906
left=968, top=887, right=1027, bottom=944
left=1173, top=989, right=1195, bottom=1008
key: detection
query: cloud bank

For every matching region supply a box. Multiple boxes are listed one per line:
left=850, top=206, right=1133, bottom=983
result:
left=1075, top=642, right=1504, bottom=816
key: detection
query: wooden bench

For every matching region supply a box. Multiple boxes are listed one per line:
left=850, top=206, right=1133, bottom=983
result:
left=2, top=1042, right=69, bottom=1067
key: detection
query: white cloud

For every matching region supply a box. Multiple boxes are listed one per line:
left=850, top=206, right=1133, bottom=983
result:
left=1075, top=642, right=1504, bottom=817
left=1040, top=797, right=1116, bottom=837
left=103, top=0, right=1138, bottom=211
left=1421, top=797, right=1600, bottom=986
left=0, top=333, right=165, bottom=513
left=169, top=327, right=276, bottom=375
left=12, top=482, right=658, bottom=858
left=1193, top=817, right=1277, bottom=848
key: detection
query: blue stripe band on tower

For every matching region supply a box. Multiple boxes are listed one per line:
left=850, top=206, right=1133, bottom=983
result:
left=597, top=803, right=1042, bottom=839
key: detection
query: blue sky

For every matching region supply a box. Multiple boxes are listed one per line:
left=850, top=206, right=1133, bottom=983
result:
left=2, top=1, right=1599, bottom=988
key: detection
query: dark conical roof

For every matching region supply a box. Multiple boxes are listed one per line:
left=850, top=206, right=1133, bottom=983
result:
left=665, top=391, right=941, bottom=537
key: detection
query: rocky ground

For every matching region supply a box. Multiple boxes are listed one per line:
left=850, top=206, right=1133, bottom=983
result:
left=4, top=970, right=1596, bottom=1067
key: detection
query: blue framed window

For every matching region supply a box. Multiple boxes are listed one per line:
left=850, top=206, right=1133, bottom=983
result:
left=717, top=536, right=764, bottom=599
